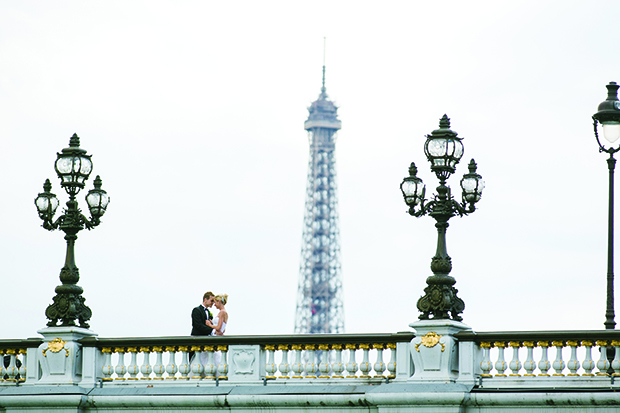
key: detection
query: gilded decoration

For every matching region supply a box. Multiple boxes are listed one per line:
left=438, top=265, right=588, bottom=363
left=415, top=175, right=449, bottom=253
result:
left=42, top=338, right=69, bottom=357
left=415, top=332, right=445, bottom=352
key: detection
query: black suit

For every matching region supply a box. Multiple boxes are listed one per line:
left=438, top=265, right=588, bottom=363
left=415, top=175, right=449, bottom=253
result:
left=191, top=304, right=214, bottom=336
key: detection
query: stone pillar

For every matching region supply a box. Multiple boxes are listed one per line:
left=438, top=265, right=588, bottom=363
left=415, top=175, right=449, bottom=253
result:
left=409, top=319, right=471, bottom=382
left=35, top=326, right=97, bottom=385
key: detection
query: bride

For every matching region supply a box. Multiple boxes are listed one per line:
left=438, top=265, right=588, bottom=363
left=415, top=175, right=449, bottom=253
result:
left=206, top=294, right=228, bottom=335
left=205, top=294, right=228, bottom=373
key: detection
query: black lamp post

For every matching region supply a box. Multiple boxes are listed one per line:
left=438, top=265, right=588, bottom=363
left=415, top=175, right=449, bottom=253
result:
left=400, top=115, right=484, bottom=321
left=593, top=82, right=620, bottom=331
left=34, top=134, right=110, bottom=329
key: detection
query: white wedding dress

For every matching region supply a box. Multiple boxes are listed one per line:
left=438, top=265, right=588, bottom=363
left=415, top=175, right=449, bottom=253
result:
left=211, top=316, right=227, bottom=373
left=197, top=316, right=228, bottom=373
left=210, top=316, right=227, bottom=335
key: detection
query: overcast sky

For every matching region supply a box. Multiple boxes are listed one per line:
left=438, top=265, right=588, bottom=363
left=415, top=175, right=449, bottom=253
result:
left=1, top=1, right=619, bottom=339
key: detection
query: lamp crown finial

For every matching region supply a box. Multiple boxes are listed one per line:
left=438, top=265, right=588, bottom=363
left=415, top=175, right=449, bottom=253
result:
left=468, top=159, right=477, bottom=172
left=69, top=133, right=80, bottom=148
left=43, top=179, right=52, bottom=193
left=93, top=175, right=102, bottom=189
left=606, top=82, right=619, bottom=101
left=439, top=114, right=450, bottom=129
left=408, top=162, right=418, bottom=176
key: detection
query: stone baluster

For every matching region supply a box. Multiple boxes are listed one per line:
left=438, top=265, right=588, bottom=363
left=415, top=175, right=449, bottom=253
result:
left=566, top=341, right=581, bottom=376
left=177, top=346, right=190, bottom=380
left=4, top=349, right=17, bottom=382
left=386, top=343, right=397, bottom=379
left=165, top=346, right=177, bottom=380
left=152, top=346, right=165, bottom=380
left=537, top=341, right=551, bottom=376
left=373, top=343, right=387, bottom=378
left=359, top=344, right=371, bottom=378
left=331, top=344, right=344, bottom=378
left=290, top=344, right=304, bottom=378
left=0, top=350, right=5, bottom=380
left=203, top=346, right=216, bottom=379
left=278, top=344, right=290, bottom=379
left=318, top=344, right=331, bottom=378
left=101, top=347, right=114, bottom=381
left=479, top=342, right=493, bottom=377
left=581, top=341, right=595, bottom=376
left=190, top=345, right=204, bottom=379
left=611, top=340, right=620, bottom=375
left=264, top=345, right=277, bottom=379
left=523, top=341, right=536, bottom=376
left=217, top=345, right=228, bottom=380
left=126, top=347, right=139, bottom=380
left=304, top=344, right=317, bottom=378
left=494, top=342, right=507, bottom=377
left=345, top=344, right=358, bottom=378
left=18, top=349, right=26, bottom=382
left=596, top=340, right=609, bottom=375
left=551, top=341, right=566, bottom=376
left=140, top=346, right=152, bottom=380
left=114, top=347, right=127, bottom=380
left=508, top=341, right=522, bottom=376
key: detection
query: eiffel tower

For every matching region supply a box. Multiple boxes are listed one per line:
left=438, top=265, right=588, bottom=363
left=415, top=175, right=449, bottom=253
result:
left=294, top=61, right=344, bottom=334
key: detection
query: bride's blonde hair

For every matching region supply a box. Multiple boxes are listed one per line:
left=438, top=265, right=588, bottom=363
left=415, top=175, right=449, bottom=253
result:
left=215, top=294, right=228, bottom=305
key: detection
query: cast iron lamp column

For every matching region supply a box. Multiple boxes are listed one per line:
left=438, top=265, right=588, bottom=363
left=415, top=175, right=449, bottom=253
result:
left=34, top=134, right=110, bottom=329
left=400, top=115, right=484, bottom=321
left=593, top=81, right=620, bottom=331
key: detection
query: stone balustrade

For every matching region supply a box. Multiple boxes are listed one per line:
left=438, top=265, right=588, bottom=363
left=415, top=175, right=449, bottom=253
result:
left=0, top=332, right=414, bottom=385
left=87, top=333, right=411, bottom=383
left=456, top=330, right=620, bottom=387
left=0, top=338, right=42, bottom=383
left=3, top=330, right=620, bottom=389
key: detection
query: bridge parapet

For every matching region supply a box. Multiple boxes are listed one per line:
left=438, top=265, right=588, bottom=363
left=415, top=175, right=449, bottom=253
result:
left=457, top=329, right=620, bottom=388
left=1, top=331, right=415, bottom=386
left=2, top=329, right=620, bottom=390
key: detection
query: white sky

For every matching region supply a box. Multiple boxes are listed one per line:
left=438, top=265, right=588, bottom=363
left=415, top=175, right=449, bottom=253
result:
left=1, top=1, right=619, bottom=339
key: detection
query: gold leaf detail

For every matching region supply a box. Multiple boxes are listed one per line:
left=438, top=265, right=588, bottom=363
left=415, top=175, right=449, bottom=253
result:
left=415, top=332, right=445, bottom=352
left=43, top=338, right=69, bottom=358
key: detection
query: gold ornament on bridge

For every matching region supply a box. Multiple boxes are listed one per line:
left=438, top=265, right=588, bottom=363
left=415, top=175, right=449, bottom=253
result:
left=42, top=338, right=69, bottom=357
left=415, top=332, right=445, bottom=352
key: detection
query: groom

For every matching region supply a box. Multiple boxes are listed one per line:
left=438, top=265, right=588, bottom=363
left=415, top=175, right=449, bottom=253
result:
left=191, top=291, right=215, bottom=336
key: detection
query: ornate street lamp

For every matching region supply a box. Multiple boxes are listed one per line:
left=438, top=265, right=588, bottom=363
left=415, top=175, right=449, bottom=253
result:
left=400, top=115, right=484, bottom=321
left=593, top=81, right=620, bottom=331
left=34, top=134, right=110, bottom=329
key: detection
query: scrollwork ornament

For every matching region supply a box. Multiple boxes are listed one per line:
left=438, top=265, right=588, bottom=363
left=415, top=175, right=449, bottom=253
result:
left=42, top=338, right=69, bottom=358
left=415, top=332, right=445, bottom=352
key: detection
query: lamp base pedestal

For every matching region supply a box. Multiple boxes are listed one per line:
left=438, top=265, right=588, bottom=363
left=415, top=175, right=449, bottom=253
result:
left=408, top=319, right=471, bottom=382
left=34, top=326, right=97, bottom=385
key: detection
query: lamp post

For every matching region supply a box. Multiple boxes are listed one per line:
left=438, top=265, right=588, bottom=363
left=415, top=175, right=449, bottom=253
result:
left=593, top=81, right=620, bottom=331
left=400, top=115, right=484, bottom=321
left=34, top=134, right=110, bottom=329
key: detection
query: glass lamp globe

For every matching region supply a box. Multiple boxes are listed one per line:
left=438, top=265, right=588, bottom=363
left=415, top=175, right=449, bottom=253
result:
left=424, top=115, right=464, bottom=180
left=55, top=134, right=93, bottom=194
left=400, top=163, right=425, bottom=206
left=460, top=159, right=485, bottom=204
left=86, top=176, right=110, bottom=217
left=594, top=82, right=620, bottom=148
left=34, top=179, right=59, bottom=220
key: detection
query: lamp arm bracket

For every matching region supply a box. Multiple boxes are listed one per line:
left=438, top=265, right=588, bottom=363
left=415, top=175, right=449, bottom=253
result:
left=42, top=215, right=64, bottom=231
left=594, top=118, right=620, bottom=154
left=460, top=201, right=476, bottom=215
left=81, top=214, right=100, bottom=230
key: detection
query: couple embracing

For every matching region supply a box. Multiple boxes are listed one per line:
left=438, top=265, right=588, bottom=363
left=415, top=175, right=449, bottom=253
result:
left=191, top=291, right=228, bottom=336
